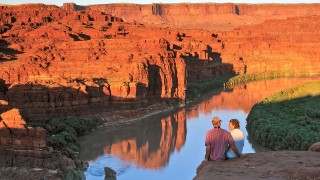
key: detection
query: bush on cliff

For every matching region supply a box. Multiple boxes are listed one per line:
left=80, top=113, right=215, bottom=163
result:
left=187, top=75, right=233, bottom=99
left=247, top=81, right=320, bottom=150
left=187, top=71, right=306, bottom=100
left=224, top=71, right=297, bottom=88
left=28, top=117, right=103, bottom=152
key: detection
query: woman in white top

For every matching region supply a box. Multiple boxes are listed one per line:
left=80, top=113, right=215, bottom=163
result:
left=226, top=119, right=244, bottom=159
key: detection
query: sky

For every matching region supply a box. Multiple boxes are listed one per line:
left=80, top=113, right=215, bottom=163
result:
left=1, top=0, right=320, bottom=6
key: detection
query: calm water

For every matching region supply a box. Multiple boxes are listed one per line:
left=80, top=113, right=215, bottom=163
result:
left=79, top=78, right=319, bottom=180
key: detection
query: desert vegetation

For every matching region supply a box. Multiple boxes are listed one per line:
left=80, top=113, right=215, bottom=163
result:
left=247, top=81, right=320, bottom=150
left=27, top=117, right=103, bottom=152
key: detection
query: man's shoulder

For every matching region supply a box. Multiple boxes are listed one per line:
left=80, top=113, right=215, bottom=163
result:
left=220, top=128, right=230, bottom=133
left=206, top=128, right=215, bottom=134
left=207, top=128, right=229, bottom=134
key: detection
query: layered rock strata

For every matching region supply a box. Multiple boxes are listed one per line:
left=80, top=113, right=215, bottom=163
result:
left=1, top=4, right=320, bottom=122
left=78, top=3, right=320, bottom=30
left=0, top=108, right=79, bottom=179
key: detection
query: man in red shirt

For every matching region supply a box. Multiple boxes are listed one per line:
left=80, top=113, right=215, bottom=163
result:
left=205, top=116, right=241, bottom=161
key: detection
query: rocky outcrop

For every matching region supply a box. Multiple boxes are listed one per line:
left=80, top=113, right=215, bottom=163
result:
left=62, top=2, right=85, bottom=11
left=0, top=108, right=79, bottom=179
left=195, top=151, right=320, bottom=180
left=308, top=142, right=320, bottom=152
left=0, top=109, right=46, bottom=151
left=104, top=167, right=117, bottom=177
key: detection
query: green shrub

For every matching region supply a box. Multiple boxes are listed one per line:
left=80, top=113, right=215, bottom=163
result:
left=187, top=75, right=234, bottom=99
left=62, top=168, right=82, bottom=180
left=47, top=134, right=68, bottom=149
left=224, top=71, right=309, bottom=88
left=247, top=81, right=320, bottom=150
left=27, top=117, right=103, bottom=151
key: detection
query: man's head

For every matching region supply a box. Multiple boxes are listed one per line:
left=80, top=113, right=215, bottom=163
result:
left=211, top=116, right=221, bottom=128
left=229, top=119, right=240, bottom=130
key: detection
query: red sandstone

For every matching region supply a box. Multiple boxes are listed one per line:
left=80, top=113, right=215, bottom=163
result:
left=0, top=3, right=320, bottom=177
left=0, top=2, right=319, bottom=129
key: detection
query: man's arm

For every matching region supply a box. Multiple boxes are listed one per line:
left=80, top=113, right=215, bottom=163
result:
left=205, top=144, right=210, bottom=160
left=230, top=143, right=241, bottom=157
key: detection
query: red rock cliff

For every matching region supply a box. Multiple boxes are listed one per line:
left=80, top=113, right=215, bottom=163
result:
left=84, top=3, right=320, bottom=30
left=0, top=3, right=320, bottom=122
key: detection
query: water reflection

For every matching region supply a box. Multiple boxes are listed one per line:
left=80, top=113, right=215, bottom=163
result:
left=106, top=110, right=186, bottom=169
left=80, top=110, right=186, bottom=169
left=186, top=78, right=319, bottom=117
left=80, top=78, right=319, bottom=180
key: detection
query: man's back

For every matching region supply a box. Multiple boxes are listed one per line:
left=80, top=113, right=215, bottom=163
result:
left=205, top=128, right=235, bottom=161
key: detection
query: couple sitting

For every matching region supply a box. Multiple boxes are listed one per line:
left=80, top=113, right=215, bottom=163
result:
left=204, top=116, right=244, bottom=161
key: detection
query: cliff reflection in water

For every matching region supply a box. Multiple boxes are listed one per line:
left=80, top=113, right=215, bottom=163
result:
left=186, top=78, right=319, bottom=119
left=80, top=109, right=186, bottom=169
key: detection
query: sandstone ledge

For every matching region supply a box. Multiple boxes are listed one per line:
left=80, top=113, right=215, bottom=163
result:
left=0, top=167, right=63, bottom=180
left=194, top=151, right=320, bottom=180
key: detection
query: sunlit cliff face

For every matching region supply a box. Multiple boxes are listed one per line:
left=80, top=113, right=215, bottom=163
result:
left=1, top=4, right=320, bottom=125
left=0, top=108, right=47, bottom=150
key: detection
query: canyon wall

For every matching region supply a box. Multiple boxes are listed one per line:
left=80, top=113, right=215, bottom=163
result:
left=218, top=15, right=320, bottom=76
left=0, top=108, right=77, bottom=176
left=0, top=4, right=192, bottom=121
left=78, top=3, right=320, bottom=30
left=0, top=3, right=242, bottom=122
left=1, top=3, right=320, bottom=123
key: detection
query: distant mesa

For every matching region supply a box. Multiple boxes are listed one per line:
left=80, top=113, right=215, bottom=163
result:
left=62, top=2, right=85, bottom=11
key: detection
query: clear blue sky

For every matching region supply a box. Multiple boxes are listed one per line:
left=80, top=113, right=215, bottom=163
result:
left=1, top=0, right=319, bottom=6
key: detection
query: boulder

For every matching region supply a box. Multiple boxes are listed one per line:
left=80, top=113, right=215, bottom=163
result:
left=104, top=167, right=116, bottom=177
left=308, top=142, right=320, bottom=152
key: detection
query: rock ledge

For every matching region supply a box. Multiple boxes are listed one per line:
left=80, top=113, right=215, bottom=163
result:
left=195, top=151, right=320, bottom=180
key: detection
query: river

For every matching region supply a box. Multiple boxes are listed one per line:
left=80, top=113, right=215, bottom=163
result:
left=79, top=77, right=319, bottom=180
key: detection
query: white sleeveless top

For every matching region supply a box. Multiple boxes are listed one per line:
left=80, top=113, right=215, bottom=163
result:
left=226, top=128, right=244, bottom=158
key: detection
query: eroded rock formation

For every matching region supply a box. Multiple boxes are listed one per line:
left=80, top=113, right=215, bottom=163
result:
left=1, top=3, right=320, bottom=177
left=0, top=2, right=319, bottom=126
left=0, top=108, right=78, bottom=179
